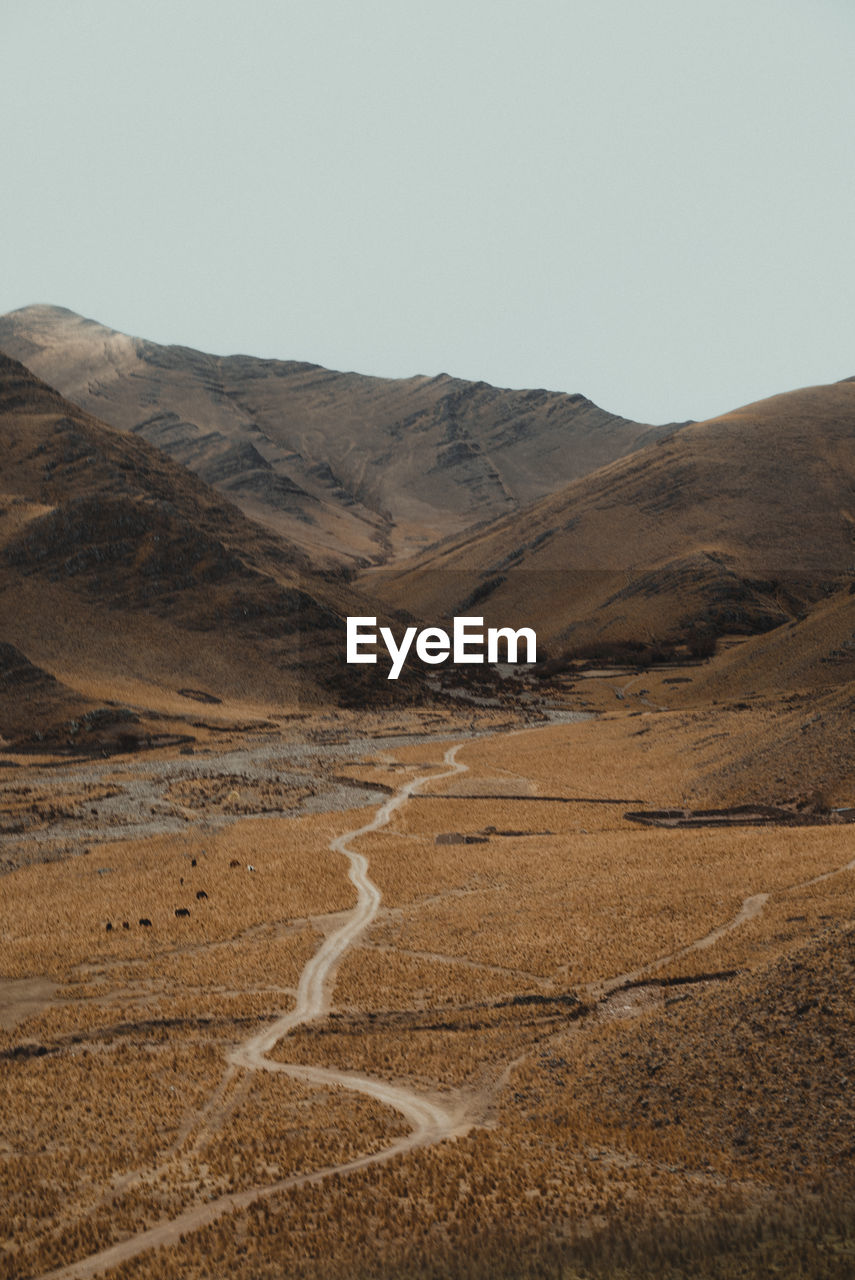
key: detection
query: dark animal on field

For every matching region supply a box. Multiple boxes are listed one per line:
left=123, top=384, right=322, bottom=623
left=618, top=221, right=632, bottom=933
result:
left=105, top=922, right=113, bottom=932
left=229, top=859, right=240, bottom=868
left=196, top=890, right=208, bottom=900
left=191, top=858, right=197, bottom=867
left=175, top=907, right=190, bottom=918
left=139, top=918, right=152, bottom=927
left=122, top=921, right=130, bottom=930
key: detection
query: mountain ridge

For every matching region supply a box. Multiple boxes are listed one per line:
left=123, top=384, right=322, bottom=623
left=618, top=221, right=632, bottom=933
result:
left=0, top=304, right=685, bottom=568
left=0, top=349, right=401, bottom=745
left=370, top=377, right=855, bottom=654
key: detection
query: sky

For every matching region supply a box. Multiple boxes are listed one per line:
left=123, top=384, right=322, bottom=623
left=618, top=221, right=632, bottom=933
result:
left=3, top=0, right=854, bottom=424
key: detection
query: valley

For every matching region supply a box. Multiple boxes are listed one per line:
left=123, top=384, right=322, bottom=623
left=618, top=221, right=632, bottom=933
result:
left=2, top=680, right=854, bottom=1279
left=1, top=315, right=853, bottom=1278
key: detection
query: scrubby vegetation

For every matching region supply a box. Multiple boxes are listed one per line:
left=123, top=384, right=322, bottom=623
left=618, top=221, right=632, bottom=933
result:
left=1, top=705, right=853, bottom=1278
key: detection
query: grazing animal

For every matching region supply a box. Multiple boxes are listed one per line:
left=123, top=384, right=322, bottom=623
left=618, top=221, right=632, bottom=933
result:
left=174, top=907, right=190, bottom=918
left=191, top=858, right=197, bottom=867
left=105, top=922, right=113, bottom=932
left=139, top=918, right=152, bottom=927
left=196, top=890, right=208, bottom=900
left=122, top=921, right=130, bottom=930
left=247, top=864, right=256, bottom=872
left=229, top=859, right=240, bottom=868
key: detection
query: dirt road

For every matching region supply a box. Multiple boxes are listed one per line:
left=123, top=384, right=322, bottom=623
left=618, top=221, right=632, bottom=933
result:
left=41, top=745, right=471, bottom=1280
left=38, top=741, right=855, bottom=1279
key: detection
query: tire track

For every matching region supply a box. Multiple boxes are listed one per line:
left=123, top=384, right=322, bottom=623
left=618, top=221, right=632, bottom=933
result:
left=37, top=746, right=855, bottom=1280
left=588, top=853, right=855, bottom=1001
left=40, top=745, right=470, bottom=1280
left=587, top=892, right=770, bottom=1000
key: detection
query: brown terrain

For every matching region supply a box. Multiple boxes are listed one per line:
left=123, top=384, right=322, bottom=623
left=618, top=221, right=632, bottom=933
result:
left=372, top=378, right=855, bottom=659
left=0, top=350, right=425, bottom=759
left=0, top=305, right=681, bottom=567
left=0, top=326, right=853, bottom=1279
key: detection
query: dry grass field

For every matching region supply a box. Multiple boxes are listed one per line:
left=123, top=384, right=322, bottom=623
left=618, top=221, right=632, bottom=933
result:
left=1, top=697, right=854, bottom=1279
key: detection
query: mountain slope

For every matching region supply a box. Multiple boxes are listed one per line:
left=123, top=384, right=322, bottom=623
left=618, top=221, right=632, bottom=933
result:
left=671, top=586, right=855, bottom=806
left=0, top=351, right=385, bottom=740
left=0, top=305, right=682, bottom=567
left=372, top=378, right=855, bottom=652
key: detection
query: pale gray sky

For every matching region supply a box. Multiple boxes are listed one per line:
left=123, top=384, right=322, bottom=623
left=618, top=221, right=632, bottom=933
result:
left=3, top=0, right=854, bottom=423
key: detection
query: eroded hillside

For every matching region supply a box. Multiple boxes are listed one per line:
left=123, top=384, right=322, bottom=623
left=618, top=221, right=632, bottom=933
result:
left=372, top=378, right=855, bottom=656
left=0, top=305, right=682, bottom=566
left=0, top=351, right=408, bottom=750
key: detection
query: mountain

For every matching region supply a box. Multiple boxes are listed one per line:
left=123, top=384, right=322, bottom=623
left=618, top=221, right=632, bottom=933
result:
left=0, top=351, right=389, bottom=748
left=372, top=379, right=855, bottom=655
left=0, top=305, right=682, bottom=568
left=672, top=585, right=855, bottom=807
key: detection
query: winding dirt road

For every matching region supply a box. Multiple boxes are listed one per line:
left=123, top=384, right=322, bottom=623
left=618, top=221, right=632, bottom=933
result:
left=37, top=741, right=855, bottom=1280
left=41, top=745, right=471, bottom=1280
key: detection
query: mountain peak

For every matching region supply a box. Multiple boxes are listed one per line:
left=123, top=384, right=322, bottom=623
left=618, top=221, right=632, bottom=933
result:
left=0, top=305, right=681, bottom=568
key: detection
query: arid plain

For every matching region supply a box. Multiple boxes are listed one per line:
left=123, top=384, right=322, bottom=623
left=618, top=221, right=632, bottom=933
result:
left=4, top=676, right=855, bottom=1279
left=2, top=312, right=855, bottom=1278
